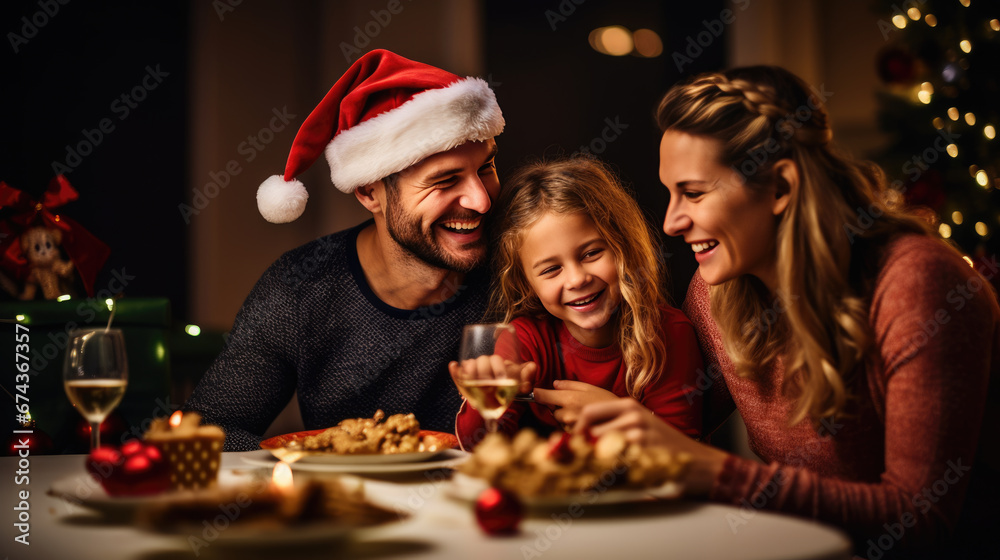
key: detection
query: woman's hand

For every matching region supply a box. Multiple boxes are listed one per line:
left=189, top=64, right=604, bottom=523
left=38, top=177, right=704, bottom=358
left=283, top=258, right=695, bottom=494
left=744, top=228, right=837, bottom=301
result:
left=448, top=355, right=538, bottom=396
left=575, top=397, right=729, bottom=496
left=533, top=380, right=618, bottom=430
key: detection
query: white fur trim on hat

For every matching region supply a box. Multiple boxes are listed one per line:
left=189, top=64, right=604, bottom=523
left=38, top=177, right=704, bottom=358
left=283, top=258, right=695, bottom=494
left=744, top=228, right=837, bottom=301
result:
left=257, top=175, right=308, bottom=223
left=325, top=77, right=504, bottom=192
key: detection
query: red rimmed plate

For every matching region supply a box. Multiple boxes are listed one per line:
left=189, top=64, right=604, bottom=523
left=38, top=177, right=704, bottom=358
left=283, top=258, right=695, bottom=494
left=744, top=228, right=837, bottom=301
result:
left=260, top=429, right=459, bottom=465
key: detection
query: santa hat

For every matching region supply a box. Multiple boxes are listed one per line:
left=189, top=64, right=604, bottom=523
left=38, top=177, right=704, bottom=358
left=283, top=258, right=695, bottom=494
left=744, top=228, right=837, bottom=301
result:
left=257, top=49, right=505, bottom=223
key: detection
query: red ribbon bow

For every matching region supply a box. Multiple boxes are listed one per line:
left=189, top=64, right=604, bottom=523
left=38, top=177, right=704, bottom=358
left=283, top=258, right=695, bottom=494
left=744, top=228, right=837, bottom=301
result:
left=0, top=175, right=111, bottom=297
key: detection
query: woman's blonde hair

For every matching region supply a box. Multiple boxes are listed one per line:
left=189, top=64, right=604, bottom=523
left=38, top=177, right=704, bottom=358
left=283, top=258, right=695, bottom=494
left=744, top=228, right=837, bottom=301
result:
left=487, top=157, right=667, bottom=398
left=655, top=66, right=938, bottom=425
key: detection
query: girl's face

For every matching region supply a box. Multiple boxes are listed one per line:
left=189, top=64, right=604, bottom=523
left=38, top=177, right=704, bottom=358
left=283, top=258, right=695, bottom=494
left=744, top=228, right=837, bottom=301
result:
left=518, top=211, right=621, bottom=348
left=659, top=130, right=784, bottom=288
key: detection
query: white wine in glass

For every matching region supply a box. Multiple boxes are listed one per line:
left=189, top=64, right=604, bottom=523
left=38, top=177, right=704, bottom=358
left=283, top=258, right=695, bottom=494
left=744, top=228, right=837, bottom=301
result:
left=63, top=328, right=128, bottom=450
left=455, top=323, right=521, bottom=433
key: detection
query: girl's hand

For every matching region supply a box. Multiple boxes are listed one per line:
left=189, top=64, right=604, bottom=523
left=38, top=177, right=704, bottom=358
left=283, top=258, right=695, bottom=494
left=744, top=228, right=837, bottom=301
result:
left=575, top=397, right=728, bottom=496
left=448, top=356, right=538, bottom=395
left=533, top=380, right=618, bottom=429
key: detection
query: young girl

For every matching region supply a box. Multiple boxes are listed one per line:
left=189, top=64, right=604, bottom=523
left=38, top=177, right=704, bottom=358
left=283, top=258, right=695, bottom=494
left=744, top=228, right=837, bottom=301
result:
left=453, top=157, right=703, bottom=449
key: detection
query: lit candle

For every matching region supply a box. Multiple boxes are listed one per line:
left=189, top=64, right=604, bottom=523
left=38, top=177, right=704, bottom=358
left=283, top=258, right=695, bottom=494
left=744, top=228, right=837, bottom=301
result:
left=169, top=410, right=182, bottom=428
left=272, top=461, right=294, bottom=496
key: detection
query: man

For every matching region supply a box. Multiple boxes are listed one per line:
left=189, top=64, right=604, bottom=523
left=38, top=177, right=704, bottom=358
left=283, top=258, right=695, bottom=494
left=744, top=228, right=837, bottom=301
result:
left=185, top=50, right=504, bottom=451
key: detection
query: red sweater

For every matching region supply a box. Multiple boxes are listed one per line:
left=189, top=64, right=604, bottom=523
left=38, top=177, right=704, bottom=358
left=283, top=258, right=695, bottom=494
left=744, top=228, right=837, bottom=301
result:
left=684, top=235, right=999, bottom=558
left=456, top=305, right=704, bottom=449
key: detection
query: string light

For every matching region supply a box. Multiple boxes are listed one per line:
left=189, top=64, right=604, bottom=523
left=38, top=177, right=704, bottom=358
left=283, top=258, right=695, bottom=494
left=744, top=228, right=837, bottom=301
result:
left=925, top=14, right=938, bottom=27
left=892, top=15, right=907, bottom=29
left=918, top=82, right=933, bottom=104
left=963, top=256, right=975, bottom=267
left=965, top=112, right=976, bottom=125
left=970, top=165, right=980, bottom=177
left=948, top=107, right=960, bottom=120
left=976, top=222, right=988, bottom=237
left=991, top=19, right=1000, bottom=31
left=933, top=117, right=945, bottom=129
left=985, top=125, right=996, bottom=140
left=632, top=29, right=663, bottom=57
left=977, top=170, right=990, bottom=187
left=960, top=40, right=972, bottom=53
left=959, top=0, right=970, bottom=7
left=952, top=211, right=964, bottom=225
left=947, top=144, right=959, bottom=157
left=907, top=7, right=921, bottom=20
left=939, top=223, right=952, bottom=238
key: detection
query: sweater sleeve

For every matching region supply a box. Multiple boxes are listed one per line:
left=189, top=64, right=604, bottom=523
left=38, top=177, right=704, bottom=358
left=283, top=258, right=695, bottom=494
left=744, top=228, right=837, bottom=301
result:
left=183, top=257, right=302, bottom=451
left=639, top=308, right=704, bottom=439
left=709, top=240, right=996, bottom=557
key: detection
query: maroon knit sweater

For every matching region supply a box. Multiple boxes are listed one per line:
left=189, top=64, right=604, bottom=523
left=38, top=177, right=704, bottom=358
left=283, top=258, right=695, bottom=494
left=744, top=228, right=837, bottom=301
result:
left=683, top=235, right=999, bottom=558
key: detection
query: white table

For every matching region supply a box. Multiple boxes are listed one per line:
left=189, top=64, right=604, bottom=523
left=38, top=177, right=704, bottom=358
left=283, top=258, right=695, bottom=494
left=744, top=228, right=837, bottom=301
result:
left=1, top=452, right=852, bottom=560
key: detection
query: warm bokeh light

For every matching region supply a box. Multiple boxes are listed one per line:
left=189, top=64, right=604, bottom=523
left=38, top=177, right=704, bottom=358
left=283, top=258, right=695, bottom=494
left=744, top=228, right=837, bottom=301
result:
left=273, top=461, right=294, bottom=493
left=959, top=0, right=970, bottom=7
left=975, top=222, right=988, bottom=237
left=925, top=14, right=938, bottom=27
left=939, top=223, right=952, bottom=238
left=632, top=28, right=663, bottom=57
left=991, top=19, right=1000, bottom=31
left=892, top=15, right=907, bottom=29
left=917, top=90, right=932, bottom=104
left=960, top=40, right=972, bottom=53
left=185, top=324, right=202, bottom=336
left=15, top=314, right=25, bottom=322
left=977, top=170, right=989, bottom=187
left=946, top=144, right=959, bottom=157
left=932, top=117, right=945, bottom=129
left=965, top=112, right=976, bottom=125
left=952, top=211, right=964, bottom=225
left=948, top=107, right=960, bottom=120
left=985, top=125, right=996, bottom=140
left=169, top=410, right=183, bottom=428
left=105, top=298, right=115, bottom=310
left=907, top=7, right=921, bottom=20
left=590, top=26, right=633, bottom=56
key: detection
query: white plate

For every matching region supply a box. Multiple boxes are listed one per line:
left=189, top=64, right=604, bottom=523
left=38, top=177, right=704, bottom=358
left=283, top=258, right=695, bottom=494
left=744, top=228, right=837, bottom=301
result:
left=241, top=448, right=469, bottom=473
left=47, top=469, right=258, bottom=518
left=446, top=472, right=683, bottom=508
left=291, top=449, right=447, bottom=464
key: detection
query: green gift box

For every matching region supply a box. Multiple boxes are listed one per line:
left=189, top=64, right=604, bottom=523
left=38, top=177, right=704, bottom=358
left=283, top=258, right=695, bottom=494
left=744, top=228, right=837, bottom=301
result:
left=0, top=297, right=171, bottom=453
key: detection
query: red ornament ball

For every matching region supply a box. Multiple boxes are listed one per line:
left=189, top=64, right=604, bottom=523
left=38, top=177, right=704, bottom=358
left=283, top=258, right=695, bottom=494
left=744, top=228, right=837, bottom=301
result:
left=86, top=440, right=170, bottom=497
left=475, top=487, right=523, bottom=535
left=6, top=429, right=54, bottom=456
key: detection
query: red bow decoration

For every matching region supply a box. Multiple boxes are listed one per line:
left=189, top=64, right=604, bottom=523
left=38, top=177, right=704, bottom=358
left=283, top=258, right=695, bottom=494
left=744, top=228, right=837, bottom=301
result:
left=0, top=175, right=111, bottom=297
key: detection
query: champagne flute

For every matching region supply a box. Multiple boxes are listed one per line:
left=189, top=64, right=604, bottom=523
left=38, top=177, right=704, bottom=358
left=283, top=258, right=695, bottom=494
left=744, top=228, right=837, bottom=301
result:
left=455, top=323, right=522, bottom=433
left=63, top=328, right=128, bottom=451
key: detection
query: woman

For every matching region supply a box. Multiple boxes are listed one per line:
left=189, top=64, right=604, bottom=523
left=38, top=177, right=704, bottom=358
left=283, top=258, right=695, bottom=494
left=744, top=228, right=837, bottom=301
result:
left=577, top=66, right=998, bottom=558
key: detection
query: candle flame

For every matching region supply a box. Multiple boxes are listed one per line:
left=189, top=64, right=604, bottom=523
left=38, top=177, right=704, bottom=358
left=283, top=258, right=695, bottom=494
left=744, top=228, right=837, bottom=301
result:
left=272, top=461, right=294, bottom=492
left=169, top=410, right=183, bottom=428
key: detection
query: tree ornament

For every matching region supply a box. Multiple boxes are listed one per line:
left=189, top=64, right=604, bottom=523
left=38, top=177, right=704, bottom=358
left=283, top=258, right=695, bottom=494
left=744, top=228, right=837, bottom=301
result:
left=86, top=440, right=170, bottom=496
left=6, top=415, right=54, bottom=456
left=475, top=487, right=523, bottom=535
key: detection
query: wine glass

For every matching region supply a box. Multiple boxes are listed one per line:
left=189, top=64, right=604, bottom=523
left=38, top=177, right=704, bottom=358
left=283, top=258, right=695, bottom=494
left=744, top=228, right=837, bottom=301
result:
left=63, top=328, right=128, bottom=451
left=454, top=323, right=522, bottom=433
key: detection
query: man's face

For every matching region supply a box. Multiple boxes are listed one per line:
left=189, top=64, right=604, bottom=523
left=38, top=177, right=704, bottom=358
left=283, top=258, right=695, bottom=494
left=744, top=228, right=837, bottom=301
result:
left=384, top=140, right=499, bottom=273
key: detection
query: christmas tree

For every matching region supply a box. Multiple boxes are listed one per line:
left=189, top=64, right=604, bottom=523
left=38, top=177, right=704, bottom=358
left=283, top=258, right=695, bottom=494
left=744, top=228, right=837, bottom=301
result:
left=873, top=0, right=1000, bottom=260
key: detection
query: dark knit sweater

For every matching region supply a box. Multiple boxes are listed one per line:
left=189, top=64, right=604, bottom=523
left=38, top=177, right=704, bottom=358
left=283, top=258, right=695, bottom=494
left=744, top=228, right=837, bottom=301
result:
left=184, top=220, right=488, bottom=451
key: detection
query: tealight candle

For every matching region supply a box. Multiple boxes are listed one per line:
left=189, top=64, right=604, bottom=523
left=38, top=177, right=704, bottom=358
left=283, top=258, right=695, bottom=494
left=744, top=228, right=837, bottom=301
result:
left=144, top=410, right=225, bottom=491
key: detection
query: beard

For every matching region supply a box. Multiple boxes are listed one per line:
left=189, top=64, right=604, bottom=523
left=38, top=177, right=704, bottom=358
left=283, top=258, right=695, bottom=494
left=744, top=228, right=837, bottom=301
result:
left=384, top=196, right=487, bottom=274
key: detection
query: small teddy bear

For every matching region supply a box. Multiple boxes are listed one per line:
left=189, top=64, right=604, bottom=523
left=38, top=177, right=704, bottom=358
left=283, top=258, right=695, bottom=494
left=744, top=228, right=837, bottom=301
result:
left=19, top=226, right=75, bottom=300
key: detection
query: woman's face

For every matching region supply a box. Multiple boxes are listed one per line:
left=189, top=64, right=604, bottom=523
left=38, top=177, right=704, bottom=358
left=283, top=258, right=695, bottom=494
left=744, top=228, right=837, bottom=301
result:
left=659, top=130, right=784, bottom=288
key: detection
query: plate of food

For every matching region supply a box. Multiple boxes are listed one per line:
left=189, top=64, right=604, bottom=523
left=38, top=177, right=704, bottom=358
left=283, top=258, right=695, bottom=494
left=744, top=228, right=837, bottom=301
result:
left=256, top=410, right=462, bottom=466
left=134, top=476, right=403, bottom=550
left=447, top=429, right=687, bottom=508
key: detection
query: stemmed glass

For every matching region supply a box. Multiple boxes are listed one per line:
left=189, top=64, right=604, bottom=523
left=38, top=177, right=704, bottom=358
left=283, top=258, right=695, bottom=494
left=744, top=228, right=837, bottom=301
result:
left=63, top=328, right=128, bottom=451
left=454, top=323, right=522, bottom=433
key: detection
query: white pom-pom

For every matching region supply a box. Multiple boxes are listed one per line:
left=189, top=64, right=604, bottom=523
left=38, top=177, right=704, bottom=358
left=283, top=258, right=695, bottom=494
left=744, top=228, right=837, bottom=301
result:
left=257, top=175, right=308, bottom=223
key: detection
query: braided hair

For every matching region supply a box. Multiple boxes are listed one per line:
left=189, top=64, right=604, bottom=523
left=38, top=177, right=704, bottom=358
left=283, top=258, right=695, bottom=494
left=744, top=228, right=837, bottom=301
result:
left=656, top=66, right=936, bottom=426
